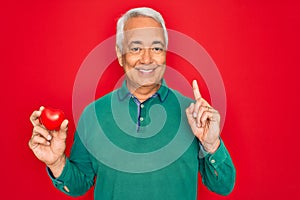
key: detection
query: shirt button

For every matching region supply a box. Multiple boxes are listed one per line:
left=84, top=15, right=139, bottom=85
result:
left=140, top=117, right=144, bottom=121
left=141, top=104, right=144, bottom=108
left=210, top=159, right=216, bottom=164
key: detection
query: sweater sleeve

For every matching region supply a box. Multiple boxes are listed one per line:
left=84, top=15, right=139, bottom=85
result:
left=47, top=132, right=96, bottom=196
left=198, top=139, right=236, bottom=195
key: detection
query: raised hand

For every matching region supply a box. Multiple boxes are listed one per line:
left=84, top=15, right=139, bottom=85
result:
left=185, top=80, right=221, bottom=153
left=28, top=106, right=68, bottom=177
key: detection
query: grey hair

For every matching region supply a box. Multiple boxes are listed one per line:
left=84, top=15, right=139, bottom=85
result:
left=116, top=7, right=168, bottom=52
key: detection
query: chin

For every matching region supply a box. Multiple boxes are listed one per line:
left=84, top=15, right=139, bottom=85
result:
left=138, top=79, right=161, bottom=87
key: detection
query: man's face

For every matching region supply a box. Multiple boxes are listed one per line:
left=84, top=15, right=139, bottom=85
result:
left=117, top=16, right=166, bottom=90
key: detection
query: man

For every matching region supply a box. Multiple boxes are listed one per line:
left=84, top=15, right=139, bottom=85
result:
left=29, top=7, right=236, bottom=200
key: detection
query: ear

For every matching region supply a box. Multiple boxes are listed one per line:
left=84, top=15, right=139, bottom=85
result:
left=116, top=46, right=123, bottom=67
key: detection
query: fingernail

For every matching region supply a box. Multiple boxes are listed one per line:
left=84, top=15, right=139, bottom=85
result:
left=197, top=123, right=201, bottom=128
left=47, top=141, right=50, bottom=145
left=193, top=112, right=197, bottom=118
left=47, top=135, right=52, bottom=140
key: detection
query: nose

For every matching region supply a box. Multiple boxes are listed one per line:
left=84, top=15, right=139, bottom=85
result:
left=140, top=48, right=152, bottom=64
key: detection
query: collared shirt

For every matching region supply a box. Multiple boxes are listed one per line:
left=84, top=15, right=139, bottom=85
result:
left=117, top=79, right=169, bottom=132
left=48, top=80, right=236, bottom=199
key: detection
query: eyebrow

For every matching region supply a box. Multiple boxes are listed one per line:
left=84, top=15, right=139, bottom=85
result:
left=152, top=41, right=165, bottom=46
left=128, top=40, right=165, bottom=46
left=129, top=41, right=143, bottom=45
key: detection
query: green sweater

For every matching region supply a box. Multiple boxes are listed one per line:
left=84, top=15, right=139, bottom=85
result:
left=48, top=80, right=236, bottom=199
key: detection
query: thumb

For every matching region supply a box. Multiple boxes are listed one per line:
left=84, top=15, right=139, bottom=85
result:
left=52, top=119, right=68, bottom=139
left=52, top=119, right=69, bottom=139
left=60, top=119, right=69, bottom=133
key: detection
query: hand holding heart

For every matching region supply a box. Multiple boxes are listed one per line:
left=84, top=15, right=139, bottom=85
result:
left=39, top=107, right=65, bottom=131
left=28, top=106, right=68, bottom=177
left=186, top=80, right=221, bottom=153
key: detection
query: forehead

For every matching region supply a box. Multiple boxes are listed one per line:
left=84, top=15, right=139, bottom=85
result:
left=123, top=16, right=165, bottom=45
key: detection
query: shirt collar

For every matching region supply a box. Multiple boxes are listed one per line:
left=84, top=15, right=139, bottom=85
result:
left=117, top=79, right=169, bottom=102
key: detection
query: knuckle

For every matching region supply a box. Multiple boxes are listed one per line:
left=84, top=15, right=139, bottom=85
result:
left=28, top=140, right=32, bottom=148
left=28, top=138, right=37, bottom=149
left=201, top=113, right=208, bottom=120
left=199, top=106, right=205, bottom=112
left=197, top=98, right=202, bottom=103
left=31, top=110, right=38, bottom=117
left=33, top=126, right=39, bottom=133
left=197, top=114, right=201, bottom=121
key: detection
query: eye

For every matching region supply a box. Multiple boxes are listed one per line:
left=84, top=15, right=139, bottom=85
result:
left=152, top=47, right=164, bottom=53
left=130, top=47, right=142, bottom=53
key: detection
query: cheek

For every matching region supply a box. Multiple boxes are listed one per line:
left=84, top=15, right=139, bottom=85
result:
left=155, top=53, right=166, bottom=64
left=122, top=56, right=139, bottom=75
left=123, top=54, right=139, bottom=68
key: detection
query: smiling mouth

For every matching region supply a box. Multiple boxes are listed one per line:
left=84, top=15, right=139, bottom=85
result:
left=138, top=69, right=154, bottom=73
left=135, top=67, right=158, bottom=73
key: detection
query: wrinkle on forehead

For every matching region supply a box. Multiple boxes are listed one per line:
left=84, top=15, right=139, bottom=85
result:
left=124, top=27, right=165, bottom=46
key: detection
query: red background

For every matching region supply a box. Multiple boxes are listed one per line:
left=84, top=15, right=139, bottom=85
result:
left=1, top=0, right=300, bottom=199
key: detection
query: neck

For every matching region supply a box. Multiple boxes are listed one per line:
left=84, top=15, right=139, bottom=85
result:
left=126, top=81, right=162, bottom=102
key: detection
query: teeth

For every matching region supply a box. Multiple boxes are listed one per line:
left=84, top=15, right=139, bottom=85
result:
left=139, top=69, right=153, bottom=73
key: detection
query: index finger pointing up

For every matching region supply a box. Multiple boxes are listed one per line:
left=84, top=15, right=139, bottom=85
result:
left=192, top=80, right=202, bottom=100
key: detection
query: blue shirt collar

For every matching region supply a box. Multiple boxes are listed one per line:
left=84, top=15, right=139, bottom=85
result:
left=117, top=79, right=169, bottom=102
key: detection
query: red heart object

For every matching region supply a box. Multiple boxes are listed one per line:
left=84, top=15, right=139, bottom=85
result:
left=39, top=107, right=65, bottom=131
